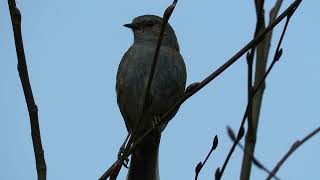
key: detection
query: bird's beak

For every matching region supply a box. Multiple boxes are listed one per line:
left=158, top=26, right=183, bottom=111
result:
left=123, top=23, right=138, bottom=30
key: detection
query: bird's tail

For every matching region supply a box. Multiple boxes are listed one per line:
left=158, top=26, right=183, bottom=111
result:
left=127, top=131, right=161, bottom=180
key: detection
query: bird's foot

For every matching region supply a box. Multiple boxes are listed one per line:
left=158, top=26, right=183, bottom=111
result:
left=117, top=133, right=131, bottom=168
left=152, top=116, right=163, bottom=133
left=117, top=149, right=129, bottom=168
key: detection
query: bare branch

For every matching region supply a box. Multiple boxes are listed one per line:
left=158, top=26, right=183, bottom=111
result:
left=7, top=0, right=47, bottom=180
left=266, top=127, right=320, bottom=180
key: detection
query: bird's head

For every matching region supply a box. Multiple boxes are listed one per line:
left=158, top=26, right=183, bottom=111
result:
left=124, top=15, right=179, bottom=51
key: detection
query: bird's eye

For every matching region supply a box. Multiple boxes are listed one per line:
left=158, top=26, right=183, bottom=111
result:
left=145, top=22, right=154, bottom=27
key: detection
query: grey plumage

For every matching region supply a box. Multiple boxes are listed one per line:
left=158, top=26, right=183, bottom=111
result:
left=116, top=15, right=187, bottom=180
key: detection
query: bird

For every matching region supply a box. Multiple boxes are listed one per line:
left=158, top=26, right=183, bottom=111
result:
left=116, top=15, right=187, bottom=180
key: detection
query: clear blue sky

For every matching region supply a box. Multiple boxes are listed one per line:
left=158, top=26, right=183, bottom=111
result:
left=1, top=0, right=319, bottom=179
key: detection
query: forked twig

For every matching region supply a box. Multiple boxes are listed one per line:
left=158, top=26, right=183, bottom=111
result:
left=266, top=127, right=320, bottom=180
left=7, top=0, right=47, bottom=180
left=194, top=136, right=218, bottom=180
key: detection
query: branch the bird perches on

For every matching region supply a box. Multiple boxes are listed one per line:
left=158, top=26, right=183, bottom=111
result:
left=99, top=0, right=302, bottom=179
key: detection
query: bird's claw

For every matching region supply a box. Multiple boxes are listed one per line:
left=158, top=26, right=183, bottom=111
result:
left=117, top=149, right=129, bottom=169
left=152, top=116, right=163, bottom=133
left=152, top=116, right=161, bottom=128
left=123, top=158, right=129, bottom=168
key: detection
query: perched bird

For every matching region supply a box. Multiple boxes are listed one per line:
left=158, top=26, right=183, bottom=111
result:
left=116, top=15, right=187, bottom=180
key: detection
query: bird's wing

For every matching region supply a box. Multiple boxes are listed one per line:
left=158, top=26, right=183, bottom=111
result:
left=116, top=47, right=133, bottom=132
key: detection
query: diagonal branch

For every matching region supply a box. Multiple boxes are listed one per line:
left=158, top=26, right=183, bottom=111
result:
left=266, top=127, right=320, bottom=180
left=7, top=1, right=47, bottom=180
left=131, top=0, right=179, bottom=140
left=99, top=0, right=302, bottom=179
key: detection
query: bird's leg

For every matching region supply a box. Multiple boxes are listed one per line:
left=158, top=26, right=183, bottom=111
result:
left=152, top=116, right=162, bottom=134
left=117, top=133, right=131, bottom=168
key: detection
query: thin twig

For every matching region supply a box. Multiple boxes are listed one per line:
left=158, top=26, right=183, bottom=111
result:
left=7, top=1, right=47, bottom=180
left=194, top=136, right=218, bottom=180
left=246, top=49, right=254, bottom=140
left=216, top=3, right=301, bottom=178
left=132, top=0, right=178, bottom=138
left=266, top=127, right=320, bottom=180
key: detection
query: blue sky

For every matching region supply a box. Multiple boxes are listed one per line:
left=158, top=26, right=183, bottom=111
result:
left=1, top=0, right=319, bottom=179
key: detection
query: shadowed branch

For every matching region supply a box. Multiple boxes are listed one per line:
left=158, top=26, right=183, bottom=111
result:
left=266, top=127, right=320, bottom=180
left=7, top=0, right=47, bottom=180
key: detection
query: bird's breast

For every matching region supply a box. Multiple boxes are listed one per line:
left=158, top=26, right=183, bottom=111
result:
left=116, top=44, right=186, bottom=131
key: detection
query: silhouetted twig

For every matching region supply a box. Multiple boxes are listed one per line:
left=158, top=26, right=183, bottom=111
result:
left=194, top=135, right=218, bottom=180
left=216, top=2, right=301, bottom=178
left=7, top=1, right=47, bottom=180
left=131, top=0, right=178, bottom=140
left=266, top=127, right=320, bottom=180
left=247, top=49, right=254, bottom=131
